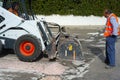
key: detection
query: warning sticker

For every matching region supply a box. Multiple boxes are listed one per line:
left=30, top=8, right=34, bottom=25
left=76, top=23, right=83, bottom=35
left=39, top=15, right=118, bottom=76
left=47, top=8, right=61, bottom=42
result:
left=68, top=44, right=72, bottom=51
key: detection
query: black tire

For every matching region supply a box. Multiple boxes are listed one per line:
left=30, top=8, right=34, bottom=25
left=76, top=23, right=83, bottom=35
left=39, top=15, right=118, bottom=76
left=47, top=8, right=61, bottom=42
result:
left=0, top=40, right=2, bottom=54
left=14, top=34, right=42, bottom=62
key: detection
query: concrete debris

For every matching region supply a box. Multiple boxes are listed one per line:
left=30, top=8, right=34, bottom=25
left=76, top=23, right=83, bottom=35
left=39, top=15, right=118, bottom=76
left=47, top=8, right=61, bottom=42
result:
left=62, top=63, right=89, bottom=80
left=41, top=76, right=62, bottom=80
left=90, top=44, right=105, bottom=48
left=87, top=32, right=103, bottom=36
left=72, top=60, right=85, bottom=66
left=82, top=39, right=94, bottom=42
left=87, top=32, right=99, bottom=36
left=97, top=41, right=105, bottom=44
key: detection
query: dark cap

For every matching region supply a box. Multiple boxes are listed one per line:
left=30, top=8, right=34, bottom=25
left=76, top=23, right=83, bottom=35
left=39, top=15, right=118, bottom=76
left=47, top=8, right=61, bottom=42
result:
left=104, top=9, right=112, bottom=14
left=12, top=2, right=19, bottom=10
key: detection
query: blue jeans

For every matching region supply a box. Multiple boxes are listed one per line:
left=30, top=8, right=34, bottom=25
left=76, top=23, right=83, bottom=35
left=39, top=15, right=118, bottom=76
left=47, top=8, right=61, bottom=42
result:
left=105, top=35, right=117, bottom=66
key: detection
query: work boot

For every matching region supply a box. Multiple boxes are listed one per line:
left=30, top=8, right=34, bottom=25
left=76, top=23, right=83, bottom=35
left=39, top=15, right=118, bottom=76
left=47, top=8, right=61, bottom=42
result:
left=105, top=65, right=115, bottom=69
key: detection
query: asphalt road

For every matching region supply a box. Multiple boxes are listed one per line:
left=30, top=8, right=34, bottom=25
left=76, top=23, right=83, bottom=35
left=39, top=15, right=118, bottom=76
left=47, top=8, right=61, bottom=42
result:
left=74, top=39, right=120, bottom=80
left=83, top=40, right=120, bottom=80
left=0, top=28, right=119, bottom=80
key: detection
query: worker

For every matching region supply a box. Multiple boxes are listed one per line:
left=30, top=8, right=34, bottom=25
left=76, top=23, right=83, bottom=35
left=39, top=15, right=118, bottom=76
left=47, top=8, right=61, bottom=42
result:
left=8, top=2, right=19, bottom=16
left=104, top=9, right=119, bottom=69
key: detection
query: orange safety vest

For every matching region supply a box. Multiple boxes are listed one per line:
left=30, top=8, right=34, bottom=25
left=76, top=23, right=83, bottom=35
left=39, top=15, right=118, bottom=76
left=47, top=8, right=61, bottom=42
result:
left=104, top=13, right=120, bottom=37
left=8, top=8, right=18, bottom=16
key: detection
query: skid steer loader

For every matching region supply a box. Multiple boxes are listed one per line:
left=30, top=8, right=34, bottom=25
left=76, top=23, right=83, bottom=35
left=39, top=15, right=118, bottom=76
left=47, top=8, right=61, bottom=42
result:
left=0, top=0, right=83, bottom=62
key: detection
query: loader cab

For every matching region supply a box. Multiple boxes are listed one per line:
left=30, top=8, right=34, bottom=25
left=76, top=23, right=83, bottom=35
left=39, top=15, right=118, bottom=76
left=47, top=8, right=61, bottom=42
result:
left=0, top=0, right=3, bottom=7
left=2, top=0, right=35, bottom=20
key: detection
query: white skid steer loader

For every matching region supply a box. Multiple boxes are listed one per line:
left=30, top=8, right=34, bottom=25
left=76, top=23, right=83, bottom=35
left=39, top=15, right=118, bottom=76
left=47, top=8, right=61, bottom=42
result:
left=0, top=0, right=83, bottom=62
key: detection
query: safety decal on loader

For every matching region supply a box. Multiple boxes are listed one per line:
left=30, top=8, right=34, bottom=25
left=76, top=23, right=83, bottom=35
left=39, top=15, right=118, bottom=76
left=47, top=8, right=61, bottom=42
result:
left=68, top=44, right=73, bottom=51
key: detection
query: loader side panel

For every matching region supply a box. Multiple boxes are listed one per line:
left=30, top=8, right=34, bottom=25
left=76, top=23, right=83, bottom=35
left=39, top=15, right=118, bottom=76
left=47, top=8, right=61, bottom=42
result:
left=0, top=29, right=28, bottom=49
